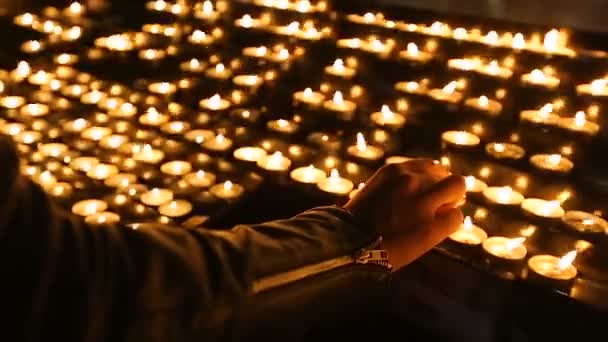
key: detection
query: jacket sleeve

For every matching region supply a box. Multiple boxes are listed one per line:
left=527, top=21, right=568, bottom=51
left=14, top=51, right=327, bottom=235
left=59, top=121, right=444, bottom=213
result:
left=0, top=135, right=380, bottom=342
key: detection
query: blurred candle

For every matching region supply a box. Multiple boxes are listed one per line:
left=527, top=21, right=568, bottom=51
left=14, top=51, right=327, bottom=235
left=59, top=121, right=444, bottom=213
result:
left=441, top=130, right=480, bottom=147
left=293, top=88, right=324, bottom=106
left=257, top=151, right=292, bottom=171
left=347, top=133, right=384, bottom=161
left=159, top=200, right=193, bottom=218
left=184, top=170, right=216, bottom=188
left=521, top=69, right=560, bottom=89
left=559, top=111, right=600, bottom=136
left=203, top=133, right=233, bottom=152
left=141, top=188, right=174, bottom=206
left=428, top=81, right=463, bottom=103
left=323, top=91, right=356, bottom=114
left=85, top=212, right=121, bottom=226
left=485, top=142, right=525, bottom=160
left=464, top=175, right=487, bottom=193
left=522, top=199, right=565, bottom=219
left=449, top=216, right=487, bottom=245
left=199, top=94, right=231, bottom=111
left=210, top=180, right=245, bottom=200
left=317, top=169, right=354, bottom=195
left=464, top=95, right=502, bottom=115
left=370, top=105, right=406, bottom=129
left=530, top=154, right=574, bottom=173
left=324, top=58, right=356, bottom=79
left=483, top=186, right=525, bottom=206
left=399, top=42, right=432, bottom=63
left=290, top=164, right=326, bottom=184
left=72, top=199, right=108, bottom=216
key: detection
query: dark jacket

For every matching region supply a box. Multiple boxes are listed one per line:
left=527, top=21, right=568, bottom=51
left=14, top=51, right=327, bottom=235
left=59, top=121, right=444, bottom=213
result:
left=0, top=136, right=388, bottom=341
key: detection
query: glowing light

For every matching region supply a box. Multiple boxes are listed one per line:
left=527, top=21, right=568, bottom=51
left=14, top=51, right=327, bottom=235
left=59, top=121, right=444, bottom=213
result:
left=558, top=250, right=577, bottom=270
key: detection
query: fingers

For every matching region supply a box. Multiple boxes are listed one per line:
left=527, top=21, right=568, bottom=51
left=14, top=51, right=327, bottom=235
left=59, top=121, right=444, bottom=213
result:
left=382, top=208, right=463, bottom=270
left=418, top=175, right=466, bottom=217
left=401, top=159, right=450, bottom=181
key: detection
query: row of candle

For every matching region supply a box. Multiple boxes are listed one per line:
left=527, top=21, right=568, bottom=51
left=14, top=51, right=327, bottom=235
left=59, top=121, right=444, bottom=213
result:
left=145, top=0, right=228, bottom=21
left=345, top=13, right=576, bottom=57
left=234, top=14, right=331, bottom=41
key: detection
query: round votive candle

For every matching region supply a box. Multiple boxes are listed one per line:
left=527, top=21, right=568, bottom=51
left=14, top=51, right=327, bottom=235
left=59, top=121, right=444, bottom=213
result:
left=70, top=156, right=100, bottom=172
left=521, top=69, right=560, bottom=89
left=562, top=211, right=608, bottom=235
left=199, top=94, right=231, bottom=111
left=184, top=170, right=216, bottom=188
left=87, top=164, right=119, bottom=180
left=205, top=64, right=232, bottom=80
left=293, top=88, right=324, bottom=107
left=233, top=74, right=263, bottom=88
left=323, top=91, right=356, bottom=115
left=203, top=134, right=233, bottom=152
left=521, top=198, right=565, bottom=219
left=85, top=212, right=121, bottom=226
left=558, top=111, right=600, bottom=136
left=483, top=236, right=527, bottom=260
left=347, top=132, right=384, bottom=162
left=210, top=181, right=245, bottom=200
left=485, top=142, right=525, bottom=160
left=233, top=146, right=267, bottom=163
left=464, top=96, right=502, bottom=116
left=370, top=105, right=406, bottom=129
left=133, top=144, right=165, bottom=164
left=530, top=154, right=574, bottom=174
left=267, top=119, right=299, bottom=135
left=290, top=165, right=326, bottom=185
left=449, top=216, right=488, bottom=246
left=141, top=188, right=174, bottom=206
left=72, top=199, right=108, bottom=216
left=428, top=82, right=463, bottom=104
left=148, top=82, right=177, bottom=96
left=160, top=160, right=192, bottom=176
left=399, top=43, right=432, bottom=63
left=105, top=173, right=137, bottom=188
left=257, top=151, right=292, bottom=172
left=527, top=251, right=577, bottom=290
left=324, top=59, right=356, bottom=79
left=576, top=79, right=608, bottom=97
left=483, top=186, right=525, bottom=206
left=0, top=96, right=26, bottom=109
left=317, top=169, right=354, bottom=196
left=441, top=131, right=481, bottom=148
left=159, top=200, right=193, bottom=218
left=139, top=108, right=169, bottom=126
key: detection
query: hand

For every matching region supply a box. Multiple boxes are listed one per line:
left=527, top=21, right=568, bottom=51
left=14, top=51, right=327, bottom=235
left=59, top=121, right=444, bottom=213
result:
left=344, top=159, right=466, bottom=270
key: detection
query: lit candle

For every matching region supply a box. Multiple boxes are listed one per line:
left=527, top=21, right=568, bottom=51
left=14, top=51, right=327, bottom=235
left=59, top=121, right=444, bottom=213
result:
left=159, top=200, right=193, bottom=218
left=464, top=175, right=488, bottom=193
left=14, top=12, right=37, bottom=27
left=234, top=146, right=267, bottom=162
left=55, top=53, right=79, bottom=65
left=464, top=95, right=502, bottom=115
left=160, top=160, right=192, bottom=176
left=257, top=151, right=292, bottom=171
left=72, top=199, right=108, bottom=216
left=562, top=211, right=608, bottom=235
left=530, top=154, right=574, bottom=173
left=199, top=94, right=231, bottom=111
left=1, top=122, right=25, bottom=136
left=558, top=111, right=600, bottom=136
left=324, top=59, right=356, bottom=79
left=100, top=134, right=129, bottom=150
left=20, top=103, right=50, bottom=117
left=528, top=251, right=577, bottom=287
left=33, top=171, right=57, bottom=188
left=69, top=156, right=100, bottom=172
left=87, top=163, right=119, bottom=180
left=194, top=1, right=219, bottom=20
left=161, top=121, right=190, bottom=135
left=188, top=30, right=214, bottom=45
left=81, top=126, right=112, bottom=141
left=449, top=216, right=487, bottom=245
left=85, top=212, right=121, bottom=226
left=399, top=42, right=432, bottom=63
left=576, top=78, right=608, bottom=97
left=293, top=88, right=325, bottom=106
left=185, top=129, right=215, bottom=144
left=148, top=82, right=177, bottom=96
left=235, top=14, right=265, bottom=29
left=21, top=40, right=44, bottom=54
left=521, top=69, right=560, bottom=89
left=477, top=60, right=513, bottom=79
left=323, top=91, right=357, bottom=114
left=81, top=90, right=107, bottom=105
left=370, top=105, right=406, bottom=129
left=441, top=130, right=481, bottom=147
left=520, top=104, right=560, bottom=125
left=39, top=143, right=69, bottom=158
left=210, top=180, right=245, bottom=200
left=447, top=57, right=482, bottom=71
left=0, top=96, right=26, bottom=109
left=184, top=170, right=216, bottom=188
left=132, top=144, right=165, bottom=164
left=485, top=142, right=525, bottom=160
left=141, top=188, right=174, bottom=206
left=521, top=199, right=565, bottom=219
left=139, top=107, right=169, bottom=126
left=317, top=169, right=354, bottom=196
left=180, top=58, right=206, bottom=74
left=146, top=0, right=168, bottom=11
left=28, top=70, right=52, bottom=85
left=347, top=133, right=384, bottom=162
left=483, top=186, right=525, bottom=206
left=428, top=81, right=463, bottom=103
left=267, top=119, right=299, bottom=134
left=203, top=133, right=233, bottom=152
left=139, top=49, right=167, bottom=61
left=205, top=63, right=232, bottom=80
left=14, top=131, right=42, bottom=145
left=361, top=38, right=395, bottom=56
left=48, top=182, right=73, bottom=199
left=483, top=236, right=527, bottom=261
left=233, top=74, right=263, bottom=88
left=65, top=2, right=85, bottom=16
left=290, top=164, right=326, bottom=185
left=105, top=173, right=137, bottom=188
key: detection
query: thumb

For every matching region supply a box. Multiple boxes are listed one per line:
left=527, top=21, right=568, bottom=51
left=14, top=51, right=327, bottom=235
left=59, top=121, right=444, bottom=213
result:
left=382, top=208, right=463, bottom=270
left=418, top=175, right=465, bottom=218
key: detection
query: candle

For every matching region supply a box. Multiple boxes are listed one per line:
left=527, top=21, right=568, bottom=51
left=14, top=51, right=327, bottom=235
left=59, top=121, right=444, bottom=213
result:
left=520, top=104, right=560, bottom=126
left=482, top=237, right=527, bottom=260
left=203, top=134, right=233, bottom=152
left=528, top=251, right=577, bottom=286
left=483, top=186, right=525, bottom=206
left=105, top=173, right=137, bottom=188
left=87, top=164, right=119, bottom=180
left=69, top=156, right=100, bottom=172
left=132, top=144, right=165, bottom=164
left=290, top=165, right=326, bottom=184
left=347, top=133, right=384, bottom=162
left=464, top=96, right=502, bottom=115
left=449, top=216, right=487, bottom=245
left=55, top=53, right=79, bottom=65
left=81, top=90, right=107, bottom=105
left=141, top=188, right=174, bottom=206
left=205, top=63, right=232, bottom=80
left=139, top=107, right=169, bottom=126
left=317, top=169, right=354, bottom=196
left=188, top=30, right=214, bottom=45
left=293, top=88, right=325, bottom=106
left=210, top=181, right=245, bottom=200
left=28, top=70, right=52, bottom=86
left=521, top=69, right=560, bottom=89
left=14, top=12, right=37, bottom=27
left=160, top=160, right=192, bottom=176
left=85, top=212, right=121, bottom=226
left=20, top=103, right=50, bottom=117
left=39, top=143, right=69, bottom=158
left=257, top=151, right=292, bottom=171
left=185, top=129, right=215, bottom=144
left=0, top=96, right=26, bottom=109
left=81, top=127, right=112, bottom=141
left=184, top=170, right=216, bottom=188
left=33, top=171, right=57, bottom=188
left=139, top=49, right=167, bottom=61
left=360, top=38, right=395, bottom=56
left=21, top=40, right=44, bottom=54
left=99, top=134, right=129, bottom=150
left=530, top=154, right=574, bottom=173
left=324, top=59, right=356, bottom=79
left=233, top=74, right=263, bottom=88
left=485, top=142, right=525, bottom=160
left=180, top=59, right=206, bottom=74
left=233, top=146, right=267, bottom=163
left=48, top=182, right=73, bottom=199
left=14, top=131, right=42, bottom=145
left=447, top=58, right=482, bottom=71
left=577, top=78, right=608, bottom=97
left=370, top=105, right=406, bottom=129
left=235, top=14, right=265, bottom=29
left=428, top=81, right=463, bottom=103
left=194, top=1, right=219, bottom=20
left=562, top=211, right=608, bottom=235
left=1, top=122, right=25, bottom=136
left=323, top=91, right=356, bottom=114
left=399, top=42, right=432, bottom=63
left=558, top=111, right=600, bottom=136
left=199, top=94, right=231, bottom=111
left=267, top=119, right=299, bottom=134
left=464, top=175, right=487, bottom=193
left=441, top=131, right=481, bottom=147
left=521, top=199, right=565, bottom=219
left=477, top=60, right=513, bottom=79
left=159, top=200, right=193, bottom=218
left=72, top=199, right=108, bottom=216
left=161, top=121, right=190, bottom=136
left=148, top=82, right=177, bottom=96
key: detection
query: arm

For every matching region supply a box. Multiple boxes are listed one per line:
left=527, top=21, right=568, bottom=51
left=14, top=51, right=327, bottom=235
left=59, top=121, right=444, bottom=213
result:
left=0, top=136, right=379, bottom=341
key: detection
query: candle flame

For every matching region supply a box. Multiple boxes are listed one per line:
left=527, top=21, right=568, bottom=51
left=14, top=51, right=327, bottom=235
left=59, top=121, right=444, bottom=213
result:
left=462, top=216, right=473, bottom=231
left=506, top=237, right=526, bottom=251
left=541, top=200, right=562, bottom=216
left=442, top=81, right=457, bottom=94
left=520, top=225, right=537, bottom=237
left=547, top=154, right=562, bottom=165
left=512, top=33, right=526, bottom=49
left=363, top=12, right=375, bottom=22
left=380, top=105, right=394, bottom=119
left=464, top=176, right=476, bottom=191
left=329, top=168, right=340, bottom=179
left=240, top=14, right=253, bottom=27
left=453, top=27, right=467, bottom=40
left=303, top=87, right=313, bottom=98
left=582, top=218, right=595, bottom=226
left=69, top=2, right=83, bottom=14
left=529, top=69, right=547, bottom=82
left=478, top=95, right=489, bottom=107
left=215, top=63, right=225, bottom=73
left=333, top=58, right=345, bottom=70
left=574, top=111, right=586, bottom=127
left=202, top=0, right=214, bottom=13
left=485, top=31, right=499, bottom=45
left=406, top=42, right=419, bottom=55
left=16, top=61, right=31, bottom=77
left=539, top=103, right=553, bottom=119
left=590, top=79, right=607, bottom=94
left=494, top=143, right=505, bottom=152
left=169, top=201, right=177, bottom=209
left=216, top=133, right=225, bottom=143
left=497, top=186, right=513, bottom=203
left=355, top=132, right=367, bottom=151
left=224, top=180, right=233, bottom=191
left=558, top=250, right=577, bottom=270
left=332, top=91, right=344, bottom=105
left=543, top=29, right=560, bottom=51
